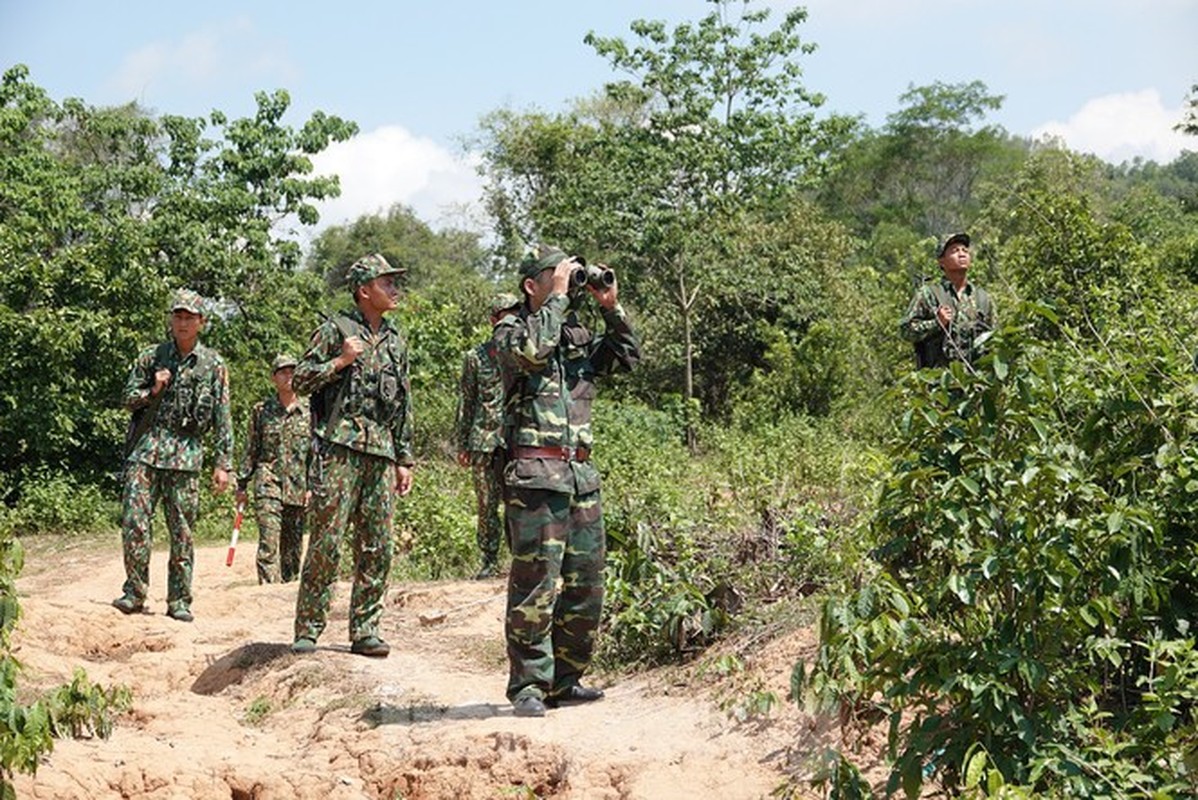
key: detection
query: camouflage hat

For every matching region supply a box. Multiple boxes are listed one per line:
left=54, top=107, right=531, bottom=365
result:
left=937, top=232, right=971, bottom=258
left=347, top=253, right=404, bottom=291
left=271, top=354, right=298, bottom=374
left=170, top=288, right=205, bottom=315
left=490, top=292, right=521, bottom=317
left=518, top=244, right=570, bottom=281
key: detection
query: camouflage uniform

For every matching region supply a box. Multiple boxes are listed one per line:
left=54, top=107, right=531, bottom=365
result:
left=900, top=234, right=996, bottom=369
left=118, top=290, right=233, bottom=615
left=291, top=256, right=414, bottom=649
left=900, top=279, right=995, bottom=368
left=454, top=293, right=520, bottom=574
left=495, top=250, right=640, bottom=704
left=237, top=360, right=309, bottom=584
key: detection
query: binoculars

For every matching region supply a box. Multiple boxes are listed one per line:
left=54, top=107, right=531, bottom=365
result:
left=567, top=257, right=615, bottom=292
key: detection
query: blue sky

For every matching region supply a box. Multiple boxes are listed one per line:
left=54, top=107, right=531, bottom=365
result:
left=3, top=0, right=1195, bottom=237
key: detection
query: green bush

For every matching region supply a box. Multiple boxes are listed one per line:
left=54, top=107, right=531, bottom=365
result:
left=798, top=315, right=1198, bottom=797
left=392, top=459, right=477, bottom=580
left=0, top=468, right=117, bottom=537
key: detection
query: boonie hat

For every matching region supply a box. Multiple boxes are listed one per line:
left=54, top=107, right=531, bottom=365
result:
left=490, top=292, right=521, bottom=317
left=170, top=288, right=205, bottom=315
left=518, top=244, right=570, bottom=281
left=937, top=232, right=971, bottom=258
left=347, top=253, right=404, bottom=291
left=271, top=354, right=298, bottom=374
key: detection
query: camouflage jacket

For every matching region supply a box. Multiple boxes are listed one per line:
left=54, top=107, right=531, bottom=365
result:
left=494, top=294, right=639, bottom=495
left=899, top=278, right=996, bottom=368
left=293, top=309, right=414, bottom=465
left=453, top=339, right=506, bottom=455
left=236, top=395, right=310, bottom=505
left=123, top=339, right=233, bottom=473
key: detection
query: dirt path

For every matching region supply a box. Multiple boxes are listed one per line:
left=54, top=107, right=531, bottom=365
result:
left=10, top=538, right=819, bottom=799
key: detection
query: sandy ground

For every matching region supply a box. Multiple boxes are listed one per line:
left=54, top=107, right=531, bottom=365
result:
left=8, top=536, right=846, bottom=799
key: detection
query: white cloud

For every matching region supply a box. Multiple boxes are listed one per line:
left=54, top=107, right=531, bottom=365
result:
left=1032, top=89, right=1191, bottom=165
left=307, top=125, right=486, bottom=233
left=108, top=17, right=296, bottom=102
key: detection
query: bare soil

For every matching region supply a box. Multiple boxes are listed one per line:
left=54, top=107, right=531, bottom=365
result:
left=10, top=536, right=854, bottom=799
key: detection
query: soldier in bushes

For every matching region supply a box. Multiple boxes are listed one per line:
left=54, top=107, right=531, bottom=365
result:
left=495, top=245, right=640, bottom=717
left=289, top=254, right=415, bottom=659
left=236, top=354, right=310, bottom=584
left=113, top=288, right=233, bottom=622
left=900, top=232, right=996, bottom=369
left=454, top=292, right=522, bottom=579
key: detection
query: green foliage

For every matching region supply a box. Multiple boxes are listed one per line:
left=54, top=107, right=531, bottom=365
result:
left=596, top=402, right=879, bottom=666
left=44, top=669, right=131, bottom=739
left=799, top=314, right=1198, bottom=796
left=819, top=79, right=1028, bottom=239
left=243, top=696, right=273, bottom=726
left=392, top=459, right=476, bottom=581
left=0, top=526, right=128, bottom=794
left=0, top=468, right=117, bottom=536
left=1177, top=83, right=1198, bottom=137
left=476, top=1, right=858, bottom=437
left=0, top=64, right=355, bottom=510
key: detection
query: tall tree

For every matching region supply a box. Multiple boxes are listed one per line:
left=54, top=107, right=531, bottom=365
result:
left=0, top=65, right=356, bottom=495
left=477, top=0, right=856, bottom=446
left=1178, top=82, right=1198, bottom=137
left=819, top=80, right=1027, bottom=239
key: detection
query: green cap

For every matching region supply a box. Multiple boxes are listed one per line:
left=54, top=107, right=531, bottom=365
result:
left=518, top=244, right=569, bottom=281
left=347, top=253, right=404, bottom=291
left=490, top=292, right=521, bottom=317
left=170, top=288, right=205, bottom=315
left=271, top=354, right=298, bottom=373
left=937, top=232, right=971, bottom=258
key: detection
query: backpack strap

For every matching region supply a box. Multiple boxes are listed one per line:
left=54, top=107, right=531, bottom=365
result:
left=123, top=341, right=175, bottom=458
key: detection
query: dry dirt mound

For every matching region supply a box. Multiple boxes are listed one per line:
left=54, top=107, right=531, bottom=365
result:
left=11, top=538, right=831, bottom=799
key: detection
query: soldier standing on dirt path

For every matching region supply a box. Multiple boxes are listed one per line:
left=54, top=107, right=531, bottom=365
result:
left=495, top=245, right=640, bottom=717
left=113, top=288, right=233, bottom=623
left=289, top=254, right=415, bottom=659
left=236, top=354, right=310, bottom=584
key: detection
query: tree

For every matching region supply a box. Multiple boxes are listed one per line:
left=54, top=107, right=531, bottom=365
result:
left=819, top=80, right=1028, bottom=239
left=0, top=65, right=356, bottom=498
left=1177, top=82, right=1198, bottom=137
left=477, top=0, right=856, bottom=446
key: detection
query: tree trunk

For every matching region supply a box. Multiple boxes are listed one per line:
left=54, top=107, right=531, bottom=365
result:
left=678, top=266, right=697, bottom=454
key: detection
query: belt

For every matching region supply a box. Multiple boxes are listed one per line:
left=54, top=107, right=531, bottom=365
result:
left=512, top=445, right=590, bottom=462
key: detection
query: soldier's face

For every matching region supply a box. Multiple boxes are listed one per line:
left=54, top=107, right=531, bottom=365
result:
left=939, top=243, right=971, bottom=273
left=360, top=275, right=399, bottom=314
left=524, top=269, right=554, bottom=311
left=272, top=366, right=294, bottom=393
left=170, top=309, right=204, bottom=347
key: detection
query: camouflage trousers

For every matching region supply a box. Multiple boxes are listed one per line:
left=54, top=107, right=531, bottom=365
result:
left=504, top=487, right=605, bottom=702
left=294, top=442, right=395, bottom=644
left=254, top=497, right=305, bottom=584
left=119, top=461, right=199, bottom=607
left=469, top=449, right=506, bottom=568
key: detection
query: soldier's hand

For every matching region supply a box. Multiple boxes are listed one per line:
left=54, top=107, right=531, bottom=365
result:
left=396, top=465, right=414, bottom=497
left=937, top=305, right=954, bottom=326
left=212, top=468, right=230, bottom=494
left=456, top=451, right=470, bottom=468
left=550, top=257, right=575, bottom=297
left=152, top=368, right=172, bottom=396
left=235, top=488, right=247, bottom=506
left=589, top=264, right=618, bottom=310
left=336, top=336, right=365, bottom=370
